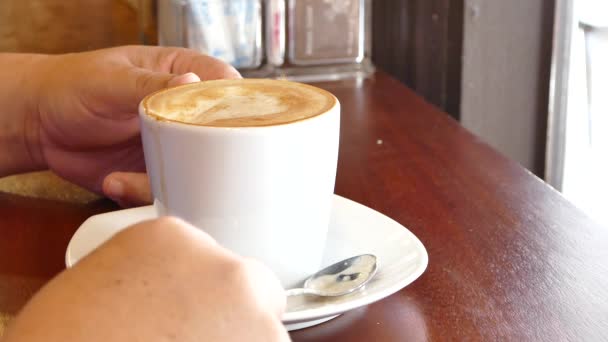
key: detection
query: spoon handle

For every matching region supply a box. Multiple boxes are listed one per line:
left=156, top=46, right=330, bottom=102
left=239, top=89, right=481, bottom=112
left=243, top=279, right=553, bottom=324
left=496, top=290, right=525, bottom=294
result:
left=285, top=287, right=317, bottom=297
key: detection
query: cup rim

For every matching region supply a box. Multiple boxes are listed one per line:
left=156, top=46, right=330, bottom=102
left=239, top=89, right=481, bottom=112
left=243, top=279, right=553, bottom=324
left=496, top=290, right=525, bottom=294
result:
left=139, top=79, right=339, bottom=130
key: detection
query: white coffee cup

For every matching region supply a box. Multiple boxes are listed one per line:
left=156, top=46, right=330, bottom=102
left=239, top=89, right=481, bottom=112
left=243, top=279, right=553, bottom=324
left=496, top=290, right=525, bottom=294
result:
left=139, top=80, right=340, bottom=288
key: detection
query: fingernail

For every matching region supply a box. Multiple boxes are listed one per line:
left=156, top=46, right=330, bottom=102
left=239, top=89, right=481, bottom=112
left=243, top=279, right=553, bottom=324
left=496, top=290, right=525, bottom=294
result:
left=226, top=66, right=242, bottom=79
left=169, top=72, right=200, bottom=87
left=105, top=178, right=124, bottom=199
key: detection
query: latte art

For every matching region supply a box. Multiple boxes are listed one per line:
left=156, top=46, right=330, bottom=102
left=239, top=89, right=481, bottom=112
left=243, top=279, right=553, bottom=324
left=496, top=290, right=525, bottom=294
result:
left=143, top=79, right=335, bottom=127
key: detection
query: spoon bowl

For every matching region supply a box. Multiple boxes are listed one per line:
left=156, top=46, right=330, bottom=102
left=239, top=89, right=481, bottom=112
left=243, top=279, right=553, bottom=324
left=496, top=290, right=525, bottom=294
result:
left=285, top=254, right=378, bottom=297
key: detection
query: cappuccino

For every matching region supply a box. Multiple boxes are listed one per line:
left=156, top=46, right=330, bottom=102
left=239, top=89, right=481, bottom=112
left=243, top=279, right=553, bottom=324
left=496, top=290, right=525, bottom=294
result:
left=139, top=77, right=340, bottom=288
left=143, top=79, right=336, bottom=127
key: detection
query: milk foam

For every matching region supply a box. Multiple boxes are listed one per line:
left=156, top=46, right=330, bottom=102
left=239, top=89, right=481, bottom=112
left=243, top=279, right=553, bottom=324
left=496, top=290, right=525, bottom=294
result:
left=143, top=79, right=335, bottom=127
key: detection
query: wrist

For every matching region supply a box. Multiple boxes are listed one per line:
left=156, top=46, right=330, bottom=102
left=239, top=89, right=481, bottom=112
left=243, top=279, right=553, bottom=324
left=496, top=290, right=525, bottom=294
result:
left=0, top=53, right=48, bottom=176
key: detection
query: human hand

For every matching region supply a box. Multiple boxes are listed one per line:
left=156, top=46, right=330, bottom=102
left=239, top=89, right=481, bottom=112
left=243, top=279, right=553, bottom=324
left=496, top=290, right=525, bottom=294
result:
left=27, top=46, right=240, bottom=206
left=3, top=217, right=289, bottom=342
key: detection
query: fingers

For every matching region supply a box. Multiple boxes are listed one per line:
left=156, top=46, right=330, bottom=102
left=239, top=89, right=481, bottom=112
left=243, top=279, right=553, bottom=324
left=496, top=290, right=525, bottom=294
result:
left=169, top=48, right=242, bottom=80
left=103, top=46, right=239, bottom=116
left=102, top=172, right=152, bottom=207
left=126, top=46, right=241, bottom=81
left=168, top=72, right=201, bottom=87
left=130, top=68, right=200, bottom=107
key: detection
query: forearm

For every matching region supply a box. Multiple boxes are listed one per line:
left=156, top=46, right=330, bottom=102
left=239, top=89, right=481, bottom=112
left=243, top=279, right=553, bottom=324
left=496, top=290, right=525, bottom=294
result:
left=0, top=53, right=47, bottom=176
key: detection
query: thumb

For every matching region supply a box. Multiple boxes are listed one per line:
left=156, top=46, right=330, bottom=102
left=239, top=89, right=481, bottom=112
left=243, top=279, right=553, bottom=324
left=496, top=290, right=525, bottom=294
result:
left=103, top=172, right=152, bottom=208
left=132, top=69, right=201, bottom=104
left=167, top=72, right=201, bottom=87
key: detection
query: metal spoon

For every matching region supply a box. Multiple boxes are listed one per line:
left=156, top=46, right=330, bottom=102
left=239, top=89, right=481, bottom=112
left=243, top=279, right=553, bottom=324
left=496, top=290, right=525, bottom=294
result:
left=285, top=254, right=378, bottom=297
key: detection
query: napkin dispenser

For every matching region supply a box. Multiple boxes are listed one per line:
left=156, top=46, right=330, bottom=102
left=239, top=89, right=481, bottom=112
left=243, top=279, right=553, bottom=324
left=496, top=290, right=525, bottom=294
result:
left=148, top=0, right=374, bottom=81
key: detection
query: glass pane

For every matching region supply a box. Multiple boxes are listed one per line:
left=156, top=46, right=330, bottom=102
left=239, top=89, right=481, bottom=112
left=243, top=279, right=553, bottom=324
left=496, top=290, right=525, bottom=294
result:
left=560, top=0, right=608, bottom=226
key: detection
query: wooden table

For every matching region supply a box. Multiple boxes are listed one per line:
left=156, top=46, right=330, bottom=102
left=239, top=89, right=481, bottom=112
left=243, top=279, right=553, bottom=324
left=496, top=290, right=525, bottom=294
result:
left=1, top=72, right=607, bottom=341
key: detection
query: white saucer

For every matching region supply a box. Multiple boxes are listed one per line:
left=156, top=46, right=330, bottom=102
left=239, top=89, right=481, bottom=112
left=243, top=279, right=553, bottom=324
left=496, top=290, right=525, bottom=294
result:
left=66, top=195, right=428, bottom=331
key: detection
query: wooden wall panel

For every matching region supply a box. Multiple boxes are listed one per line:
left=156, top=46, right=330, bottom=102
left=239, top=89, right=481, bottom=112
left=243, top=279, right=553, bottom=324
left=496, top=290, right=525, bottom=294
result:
left=0, top=0, right=138, bottom=54
left=372, top=0, right=464, bottom=119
